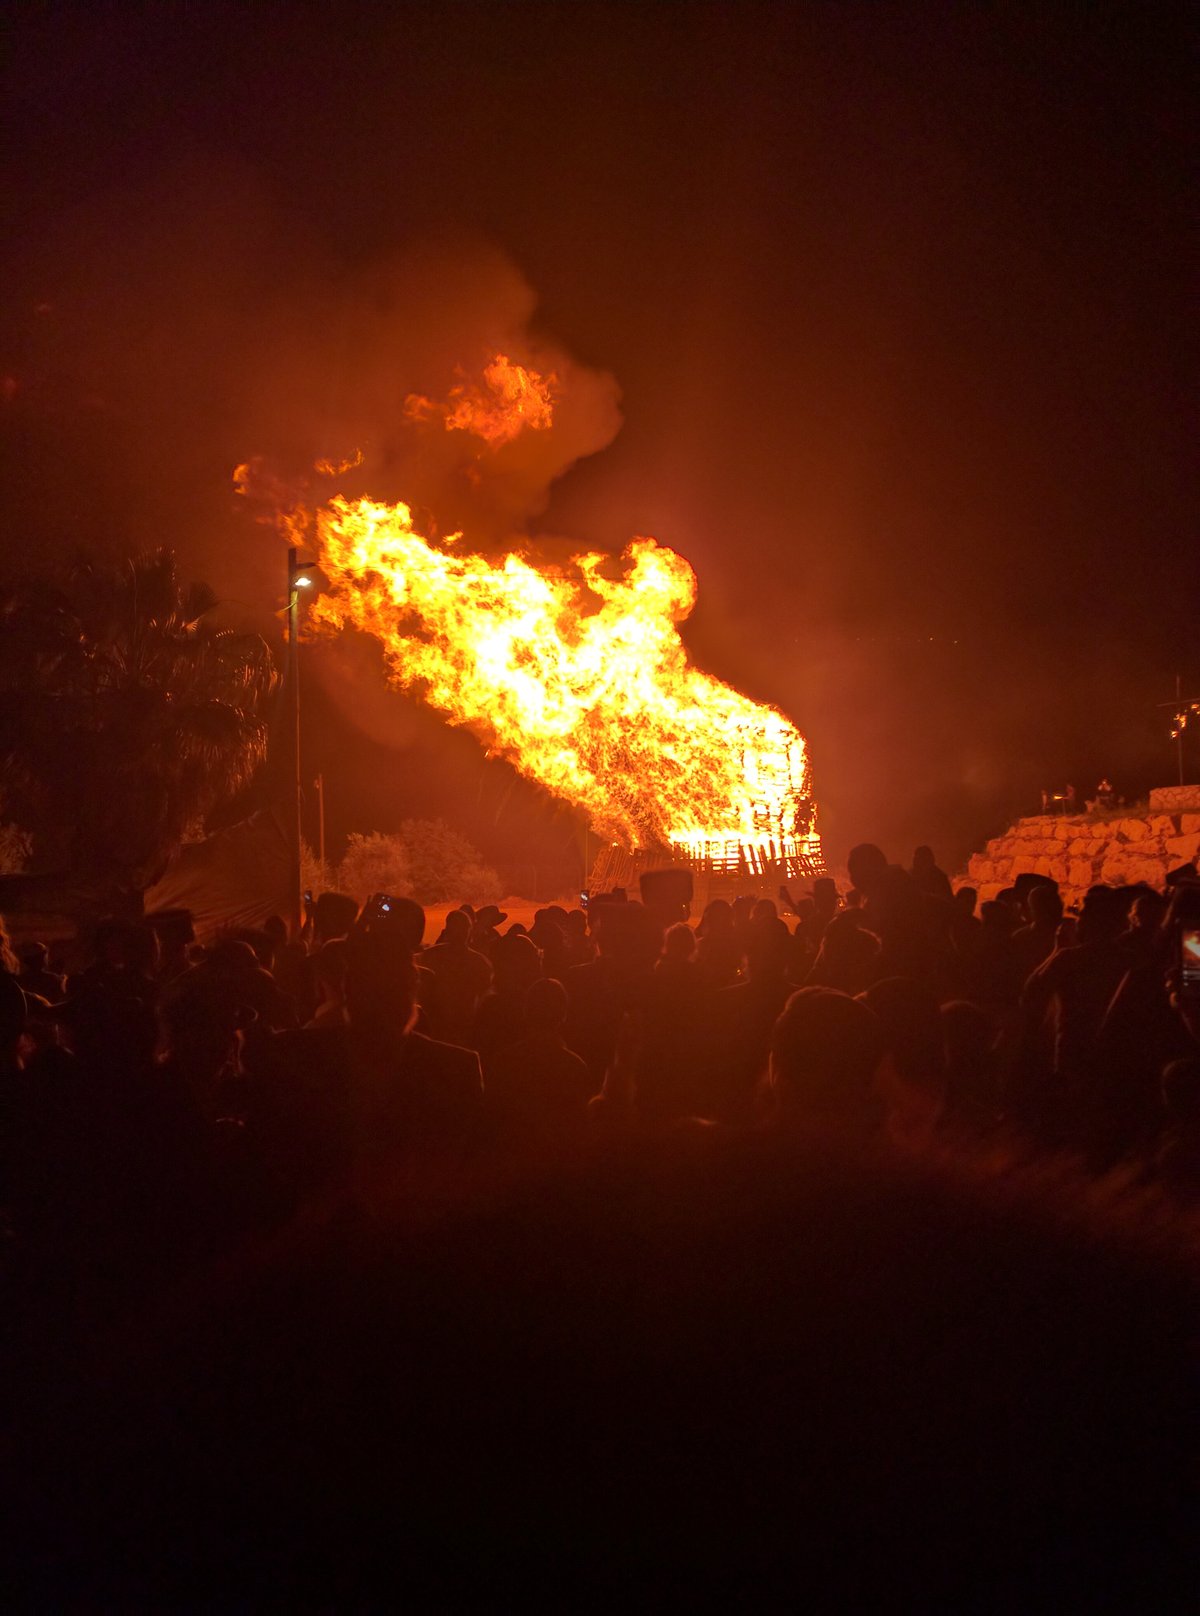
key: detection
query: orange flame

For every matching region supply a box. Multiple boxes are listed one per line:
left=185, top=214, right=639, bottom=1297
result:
left=404, top=353, right=557, bottom=447
left=310, top=494, right=816, bottom=855
left=313, top=448, right=364, bottom=477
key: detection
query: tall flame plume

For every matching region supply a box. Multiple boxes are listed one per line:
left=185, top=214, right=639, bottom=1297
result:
left=309, top=495, right=816, bottom=856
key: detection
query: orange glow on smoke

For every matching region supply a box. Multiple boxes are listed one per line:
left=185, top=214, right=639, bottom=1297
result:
left=310, top=494, right=815, bottom=854
left=314, top=448, right=364, bottom=477
left=404, top=353, right=557, bottom=447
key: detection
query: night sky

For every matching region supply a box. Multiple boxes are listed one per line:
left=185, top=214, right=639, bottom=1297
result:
left=3, top=2, right=1195, bottom=884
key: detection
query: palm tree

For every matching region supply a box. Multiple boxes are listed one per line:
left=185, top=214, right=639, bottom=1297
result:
left=0, top=549, right=278, bottom=913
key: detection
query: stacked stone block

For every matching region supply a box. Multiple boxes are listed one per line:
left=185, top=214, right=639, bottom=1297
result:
left=963, top=805, right=1200, bottom=909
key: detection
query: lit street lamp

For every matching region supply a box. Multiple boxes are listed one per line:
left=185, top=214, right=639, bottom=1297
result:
left=287, top=547, right=322, bottom=934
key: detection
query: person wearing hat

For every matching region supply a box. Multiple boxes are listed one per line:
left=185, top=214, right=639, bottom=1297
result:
left=471, top=904, right=508, bottom=960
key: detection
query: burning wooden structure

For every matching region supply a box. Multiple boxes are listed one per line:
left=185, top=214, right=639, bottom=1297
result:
left=588, top=832, right=826, bottom=906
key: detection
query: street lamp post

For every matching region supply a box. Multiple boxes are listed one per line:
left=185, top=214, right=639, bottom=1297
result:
left=286, top=547, right=318, bottom=935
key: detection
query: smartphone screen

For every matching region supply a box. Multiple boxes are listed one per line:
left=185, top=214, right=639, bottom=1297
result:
left=580, top=891, right=589, bottom=910
left=1181, top=926, right=1200, bottom=995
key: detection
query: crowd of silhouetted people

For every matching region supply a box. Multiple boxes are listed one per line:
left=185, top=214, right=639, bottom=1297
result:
left=3, top=843, right=1197, bottom=1605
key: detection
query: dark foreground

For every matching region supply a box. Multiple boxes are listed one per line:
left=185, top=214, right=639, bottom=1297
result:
left=6, top=1130, right=1195, bottom=1610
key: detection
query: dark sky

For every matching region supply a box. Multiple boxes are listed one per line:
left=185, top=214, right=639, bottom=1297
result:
left=3, top=1, right=1195, bottom=881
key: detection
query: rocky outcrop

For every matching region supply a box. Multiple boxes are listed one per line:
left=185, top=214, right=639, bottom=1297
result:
left=963, top=803, right=1200, bottom=909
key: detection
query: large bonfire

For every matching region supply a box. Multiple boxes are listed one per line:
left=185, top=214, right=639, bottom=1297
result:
left=246, top=354, right=819, bottom=864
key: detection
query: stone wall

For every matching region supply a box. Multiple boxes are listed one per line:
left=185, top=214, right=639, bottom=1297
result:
left=1148, top=785, right=1200, bottom=814
left=963, top=806, right=1200, bottom=909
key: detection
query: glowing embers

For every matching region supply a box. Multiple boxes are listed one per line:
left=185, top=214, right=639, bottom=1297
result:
left=310, top=494, right=816, bottom=855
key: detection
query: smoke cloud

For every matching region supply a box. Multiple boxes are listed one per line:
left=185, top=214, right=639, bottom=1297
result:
left=1, top=158, right=622, bottom=623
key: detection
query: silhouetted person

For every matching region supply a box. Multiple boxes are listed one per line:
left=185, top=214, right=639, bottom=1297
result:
left=344, top=930, right=483, bottom=1155
left=848, top=843, right=947, bottom=987
left=940, top=1000, right=1001, bottom=1134
left=564, top=901, right=659, bottom=1088
left=16, top=942, right=64, bottom=1004
left=147, top=909, right=195, bottom=985
left=695, top=900, right=739, bottom=989
left=797, top=876, right=840, bottom=950
left=768, top=986, right=887, bottom=1135
left=485, top=977, right=593, bottom=1136
left=910, top=845, right=953, bottom=902
left=965, top=900, right=1023, bottom=1015
left=861, top=976, right=946, bottom=1147
left=563, top=908, right=595, bottom=966
left=470, top=905, right=508, bottom=959
left=1010, top=883, right=1064, bottom=983
left=307, top=939, right=350, bottom=1029
left=166, top=936, right=297, bottom=1033
left=805, top=911, right=881, bottom=996
left=422, top=908, right=493, bottom=1045
left=1154, top=1057, right=1200, bottom=1198
left=312, top=891, right=360, bottom=947
left=636, top=921, right=709, bottom=1123
left=528, top=907, right=571, bottom=981
left=710, top=915, right=794, bottom=1123
left=471, top=932, right=542, bottom=1078
left=1123, top=888, right=1168, bottom=966
left=1018, top=886, right=1133, bottom=1141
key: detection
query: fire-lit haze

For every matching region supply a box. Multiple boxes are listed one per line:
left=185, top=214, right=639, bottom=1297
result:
left=3, top=5, right=1194, bottom=876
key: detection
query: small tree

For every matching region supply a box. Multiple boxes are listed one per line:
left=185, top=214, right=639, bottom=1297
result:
left=397, top=818, right=502, bottom=904
left=300, top=839, right=338, bottom=900
left=338, top=832, right=413, bottom=902
left=0, top=549, right=276, bottom=903
left=336, top=821, right=501, bottom=905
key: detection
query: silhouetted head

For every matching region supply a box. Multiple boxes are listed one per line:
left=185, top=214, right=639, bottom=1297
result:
left=1079, top=886, right=1126, bottom=945
left=847, top=843, right=889, bottom=897
left=565, top=909, right=588, bottom=936
left=231, top=927, right=275, bottom=971
left=493, top=933, right=542, bottom=996
left=811, top=877, right=839, bottom=916
left=953, top=886, right=978, bottom=916
left=380, top=897, right=426, bottom=953
left=769, top=987, right=886, bottom=1129
left=207, top=939, right=260, bottom=976
left=980, top=900, right=1016, bottom=936
left=746, top=916, right=791, bottom=980
left=1131, top=890, right=1167, bottom=931
left=525, top=976, right=568, bottom=1033
left=476, top=905, right=508, bottom=931
left=911, top=845, right=936, bottom=872
left=698, top=900, right=733, bottom=936
left=263, top=915, right=288, bottom=951
left=443, top=909, right=471, bottom=944
left=315, top=891, right=360, bottom=943
left=594, top=901, right=659, bottom=971
left=346, top=939, right=419, bottom=1041
left=1028, top=885, right=1064, bottom=927
left=18, top=941, right=48, bottom=971
left=662, top=922, right=696, bottom=963
left=861, top=976, right=945, bottom=1095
